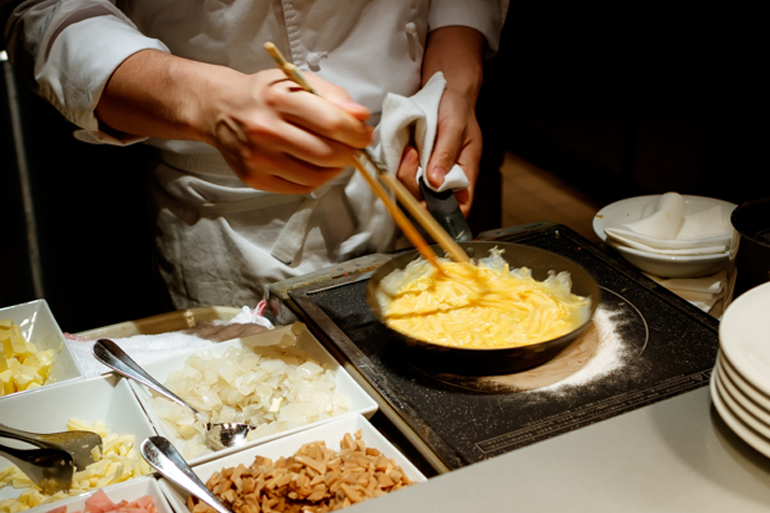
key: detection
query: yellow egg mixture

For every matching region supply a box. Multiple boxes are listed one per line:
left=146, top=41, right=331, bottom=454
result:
left=377, top=250, right=591, bottom=349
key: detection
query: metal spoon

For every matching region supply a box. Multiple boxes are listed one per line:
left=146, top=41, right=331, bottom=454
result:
left=140, top=436, right=231, bottom=513
left=92, top=339, right=255, bottom=451
left=0, top=442, right=73, bottom=494
left=0, top=422, right=102, bottom=470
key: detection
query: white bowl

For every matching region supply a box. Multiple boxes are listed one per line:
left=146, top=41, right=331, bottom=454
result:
left=157, top=413, right=427, bottom=513
left=0, top=299, right=84, bottom=397
left=0, top=374, right=158, bottom=505
left=593, top=195, right=737, bottom=278
left=613, top=245, right=732, bottom=278
left=129, top=323, right=379, bottom=466
left=13, top=477, right=174, bottom=513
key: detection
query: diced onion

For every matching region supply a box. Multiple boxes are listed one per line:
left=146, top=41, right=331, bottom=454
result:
left=151, top=344, right=350, bottom=459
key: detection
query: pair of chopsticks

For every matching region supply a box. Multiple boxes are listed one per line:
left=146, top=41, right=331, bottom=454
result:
left=263, top=42, right=469, bottom=267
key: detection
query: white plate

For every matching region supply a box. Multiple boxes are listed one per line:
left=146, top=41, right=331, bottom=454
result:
left=0, top=374, right=158, bottom=503
left=15, top=477, right=174, bottom=513
left=710, top=370, right=770, bottom=459
left=718, top=352, right=770, bottom=415
left=613, top=244, right=731, bottom=278
left=593, top=194, right=736, bottom=246
left=129, top=323, right=378, bottom=466
left=158, top=413, right=427, bottom=513
left=714, top=364, right=770, bottom=440
left=0, top=299, right=84, bottom=396
left=719, top=281, right=770, bottom=397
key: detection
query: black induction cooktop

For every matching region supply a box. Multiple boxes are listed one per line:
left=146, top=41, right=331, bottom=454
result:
left=280, top=222, right=720, bottom=472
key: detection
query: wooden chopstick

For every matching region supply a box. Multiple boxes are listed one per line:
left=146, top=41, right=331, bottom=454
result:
left=263, top=42, right=469, bottom=265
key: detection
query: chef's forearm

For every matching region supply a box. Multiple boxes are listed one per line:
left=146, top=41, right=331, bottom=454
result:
left=94, top=49, right=235, bottom=143
left=421, top=26, right=486, bottom=106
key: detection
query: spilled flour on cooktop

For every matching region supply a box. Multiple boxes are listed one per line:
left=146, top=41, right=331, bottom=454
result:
left=474, top=305, right=639, bottom=395
left=537, top=306, right=630, bottom=393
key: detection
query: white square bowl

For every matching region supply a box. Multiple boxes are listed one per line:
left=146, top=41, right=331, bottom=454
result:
left=129, top=323, right=378, bottom=466
left=0, top=374, right=158, bottom=506
left=12, top=477, right=174, bottom=513
left=0, top=299, right=84, bottom=396
left=158, top=413, right=427, bottom=513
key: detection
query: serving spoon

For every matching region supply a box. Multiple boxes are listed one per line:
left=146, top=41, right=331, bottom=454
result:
left=91, top=339, right=255, bottom=451
left=0, top=442, right=73, bottom=494
left=140, top=436, right=231, bottom=513
left=0, top=422, right=102, bottom=471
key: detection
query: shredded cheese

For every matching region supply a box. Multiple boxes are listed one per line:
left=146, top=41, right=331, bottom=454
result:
left=0, top=420, right=152, bottom=513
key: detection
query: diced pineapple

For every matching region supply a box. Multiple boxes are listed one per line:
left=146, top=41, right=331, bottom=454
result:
left=0, top=368, right=15, bottom=395
left=0, top=319, right=58, bottom=394
left=10, top=334, right=31, bottom=358
left=22, top=349, right=54, bottom=380
left=12, top=364, right=39, bottom=390
left=1, top=336, right=12, bottom=359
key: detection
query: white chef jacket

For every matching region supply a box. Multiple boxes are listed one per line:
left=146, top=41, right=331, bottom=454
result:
left=4, top=0, right=508, bottom=309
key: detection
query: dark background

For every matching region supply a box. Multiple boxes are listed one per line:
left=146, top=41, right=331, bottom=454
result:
left=1, top=6, right=763, bottom=333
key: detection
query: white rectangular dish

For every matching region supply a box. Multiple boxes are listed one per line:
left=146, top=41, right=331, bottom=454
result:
left=14, top=477, right=174, bottom=513
left=128, top=322, right=378, bottom=466
left=0, top=299, right=83, bottom=397
left=158, top=413, right=427, bottom=513
left=0, top=374, right=158, bottom=507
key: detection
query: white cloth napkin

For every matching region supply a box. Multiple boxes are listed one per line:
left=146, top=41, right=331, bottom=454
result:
left=646, top=270, right=727, bottom=312
left=373, top=72, right=469, bottom=192
left=64, top=305, right=274, bottom=378
left=605, top=192, right=730, bottom=255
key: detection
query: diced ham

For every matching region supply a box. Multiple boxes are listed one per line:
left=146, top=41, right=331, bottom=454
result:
left=61, top=490, right=157, bottom=513
left=85, top=489, right=116, bottom=513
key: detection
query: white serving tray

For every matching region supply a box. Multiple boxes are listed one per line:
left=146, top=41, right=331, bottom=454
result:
left=0, top=373, right=158, bottom=504
left=16, top=477, right=174, bottom=513
left=0, top=299, right=84, bottom=397
left=158, top=413, right=427, bottom=513
left=127, top=322, right=378, bottom=466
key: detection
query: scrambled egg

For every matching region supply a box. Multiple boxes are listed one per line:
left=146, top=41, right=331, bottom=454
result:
left=377, top=249, right=591, bottom=349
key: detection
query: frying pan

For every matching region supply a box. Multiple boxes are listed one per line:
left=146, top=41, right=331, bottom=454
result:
left=366, top=241, right=601, bottom=375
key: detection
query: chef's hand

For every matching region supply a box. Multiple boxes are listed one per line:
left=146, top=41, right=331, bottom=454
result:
left=95, top=50, right=372, bottom=194
left=209, top=69, right=373, bottom=194
left=396, top=89, right=482, bottom=217
left=396, top=26, right=486, bottom=217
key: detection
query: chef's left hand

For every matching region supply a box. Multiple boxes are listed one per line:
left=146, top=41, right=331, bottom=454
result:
left=396, top=26, right=485, bottom=218
left=396, top=91, right=480, bottom=217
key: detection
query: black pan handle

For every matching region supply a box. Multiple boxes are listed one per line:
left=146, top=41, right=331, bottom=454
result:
left=419, top=177, right=473, bottom=242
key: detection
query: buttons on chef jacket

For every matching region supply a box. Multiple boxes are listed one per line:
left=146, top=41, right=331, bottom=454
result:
left=405, top=21, right=421, bottom=61
left=306, top=51, right=327, bottom=71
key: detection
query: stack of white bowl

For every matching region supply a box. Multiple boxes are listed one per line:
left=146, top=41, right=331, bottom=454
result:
left=593, top=192, right=737, bottom=313
left=711, top=282, right=770, bottom=457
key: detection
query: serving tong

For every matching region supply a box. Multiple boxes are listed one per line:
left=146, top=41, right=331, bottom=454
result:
left=0, top=422, right=103, bottom=494
left=140, top=436, right=231, bottom=513
left=0, top=443, right=74, bottom=495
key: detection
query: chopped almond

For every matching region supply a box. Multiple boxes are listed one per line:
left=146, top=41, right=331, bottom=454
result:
left=187, top=433, right=415, bottom=513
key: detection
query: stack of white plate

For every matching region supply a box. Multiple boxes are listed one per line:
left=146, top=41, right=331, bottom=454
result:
left=710, top=281, right=770, bottom=457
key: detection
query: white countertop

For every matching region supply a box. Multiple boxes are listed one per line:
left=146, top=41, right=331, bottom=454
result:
left=350, top=385, right=770, bottom=512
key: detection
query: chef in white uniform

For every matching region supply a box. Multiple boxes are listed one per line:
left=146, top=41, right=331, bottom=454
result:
left=3, top=1, right=508, bottom=308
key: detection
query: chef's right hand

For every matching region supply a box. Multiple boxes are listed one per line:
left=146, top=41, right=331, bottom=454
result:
left=96, top=51, right=371, bottom=194
left=206, top=68, right=373, bottom=194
